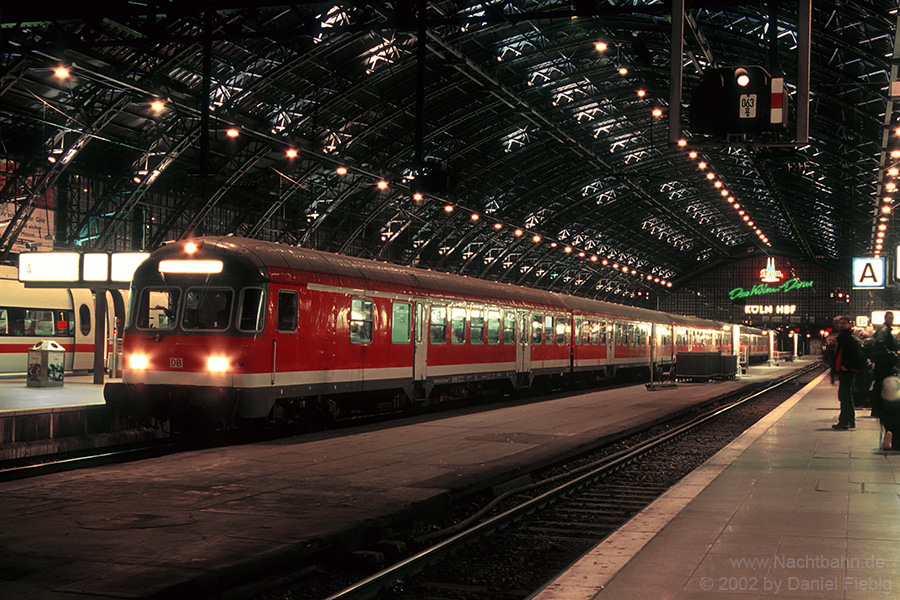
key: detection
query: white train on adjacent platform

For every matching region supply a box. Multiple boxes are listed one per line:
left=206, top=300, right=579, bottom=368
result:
left=0, top=265, right=117, bottom=375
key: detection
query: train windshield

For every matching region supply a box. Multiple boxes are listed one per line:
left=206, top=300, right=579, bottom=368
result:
left=134, top=288, right=181, bottom=330
left=183, top=287, right=233, bottom=330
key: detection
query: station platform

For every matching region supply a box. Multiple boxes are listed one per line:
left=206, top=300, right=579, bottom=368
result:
left=0, top=359, right=814, bottom=599
left=0, top=376, right=124, bottom=458
left=0, top=375, right=108, bottom=413
left=531, top=370, right=900, bottom=600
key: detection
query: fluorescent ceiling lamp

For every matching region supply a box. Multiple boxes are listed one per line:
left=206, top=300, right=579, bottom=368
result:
left=18, top=252, right=80, bottom=281
left=112, top=252, right=150, bottom=281
left=83, top=253, right=109, bottom=281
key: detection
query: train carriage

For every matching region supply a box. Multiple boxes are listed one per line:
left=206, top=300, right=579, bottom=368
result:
left=105, top=237, right=772, bottom=429
left=0, top=265, right=102, bottom=374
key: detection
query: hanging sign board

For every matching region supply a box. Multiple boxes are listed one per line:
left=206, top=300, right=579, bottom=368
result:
left=18, top=251, right=149, bottom=287
left=852, top=257, right=885, bottom=289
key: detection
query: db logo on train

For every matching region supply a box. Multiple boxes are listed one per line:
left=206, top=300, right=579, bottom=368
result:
left=170, top=358, right=183, bottom=368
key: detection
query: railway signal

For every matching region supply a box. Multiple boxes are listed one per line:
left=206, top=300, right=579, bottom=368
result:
left=690, top=66, right=788, bottom=138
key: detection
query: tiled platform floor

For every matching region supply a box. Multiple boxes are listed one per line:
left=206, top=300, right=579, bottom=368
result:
left=532, top=371, right=900, bottom=600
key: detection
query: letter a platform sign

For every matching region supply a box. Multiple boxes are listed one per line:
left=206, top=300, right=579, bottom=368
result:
left=852, top=257, right=885, bottom=289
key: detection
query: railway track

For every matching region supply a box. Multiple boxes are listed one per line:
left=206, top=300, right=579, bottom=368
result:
left=0, top=376, right=645, bottom=483
left=256, top=363, right=823, bottom=600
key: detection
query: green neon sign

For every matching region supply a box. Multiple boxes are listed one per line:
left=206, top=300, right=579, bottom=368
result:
left=729, top=278, right=814, bottom=301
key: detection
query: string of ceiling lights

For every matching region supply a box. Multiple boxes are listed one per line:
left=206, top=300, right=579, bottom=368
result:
left=873, top=141, right=899, bottom=259
left=42, top=35, right=771, bottom=299
left=680, top=146, right=771, bottom=247
left=366, top=172, right=675, bottom=294
left=872, top=8, right=900, bottom=258
left=296, top=35, right=778, bottom=296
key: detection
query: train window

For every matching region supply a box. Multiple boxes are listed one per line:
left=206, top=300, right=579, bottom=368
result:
left=136, top=288, right=181, bottom=330
left=0, top=309, right=6, bottom=335
left=470, top=308, right=484, bottom=344
left=556, top=317, right=566, bottom=345
left=54, top=311, right=74, bottom=336
left=430, top=305, right=447, bottom=344
left=79, top=304, right=91, bottom=335
left=237, top=288, right=266, bottom=332
left=392, top=301, right=411, bottom=344
left=544, top=316, right=553, bottom=345
left=415, top=303, right=424, bottom=343
left=350, top=297, right=373, bottom=344
left=532, top=315, right=543, bottom=345
left=277, top=290, right=299, bottom=333
left=487, top=310, right=501, bottom=344
left=30, top=311, right=53, bottom=336
left=451, top=307, right=466, bottom=344
left=502, top=311, right=515, bottom=344
left=574, top=317, right=582, bottom=345
left=615, top=323, right=622, bottom=346
left=183, top=288, right=233, bottom=330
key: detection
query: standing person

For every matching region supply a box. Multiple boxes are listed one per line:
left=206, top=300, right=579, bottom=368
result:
left=832, top=316, right=866, bottom=430
left=879, top=375, right=900, bottom=450
left=869, top=311, right=898, bottom=420
left=823, top=316, right=840, bottom=384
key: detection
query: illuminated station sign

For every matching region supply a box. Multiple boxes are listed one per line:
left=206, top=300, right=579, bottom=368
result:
left=732, top=258, right=812, bottom=324
left=852, top=257, right=885, bottom=289
left=18, top=252, right=149, bottom=286
left=744, top=304, right=797, bottom=315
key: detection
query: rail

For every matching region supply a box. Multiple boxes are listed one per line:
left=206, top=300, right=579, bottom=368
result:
left=321, top=362, right=821, bottom=600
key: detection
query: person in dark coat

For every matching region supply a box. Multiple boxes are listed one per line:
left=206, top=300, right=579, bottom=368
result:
left=869, top=311, right=898, bottom=420
left=832, top=316, right=866, bottom=430
left=880, top=375, right=900, bottom=450
left=823, top=316, right=839, bottom=384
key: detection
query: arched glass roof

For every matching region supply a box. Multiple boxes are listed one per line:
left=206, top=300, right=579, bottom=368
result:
left=1, top=1, right=897, bottom=304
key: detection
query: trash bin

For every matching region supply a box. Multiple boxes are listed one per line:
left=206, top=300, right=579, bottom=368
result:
left=27, top=340, right=66, bottom=388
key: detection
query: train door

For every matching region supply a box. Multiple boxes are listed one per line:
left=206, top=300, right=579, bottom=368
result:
left=608, top=321, right=616, bottom=365
left=413, top=301, right=427, bottom=382
left=271, top=288, right=299, bottom=385
left=70, top=290, right=94, bottom=371
left=516, top=310, right=530, bottom=375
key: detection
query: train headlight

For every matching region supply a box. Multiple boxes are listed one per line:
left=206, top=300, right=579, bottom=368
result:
left=207, top=356, right=229, bottom=372
left=129, top=354, right=149, bottom=370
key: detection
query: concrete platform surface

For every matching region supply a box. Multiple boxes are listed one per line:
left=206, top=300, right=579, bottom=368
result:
left=531, top=370, right=900, bottom=600
left=0, top=375, right=109, bottom=413
left=0, top=360, right=810, bottom=599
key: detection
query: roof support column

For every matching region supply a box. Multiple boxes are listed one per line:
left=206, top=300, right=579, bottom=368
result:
left=668, top=0, right=684, bottom=146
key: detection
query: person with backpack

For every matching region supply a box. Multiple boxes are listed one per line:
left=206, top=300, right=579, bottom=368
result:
left=832, top=316, right=867, bottom=430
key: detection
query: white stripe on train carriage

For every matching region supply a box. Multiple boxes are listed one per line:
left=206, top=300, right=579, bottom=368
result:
left=125, top=361, right=520, bottom=388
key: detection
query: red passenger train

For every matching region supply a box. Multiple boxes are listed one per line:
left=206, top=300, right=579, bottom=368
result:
left=104, top=237, right=770, bottom=428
